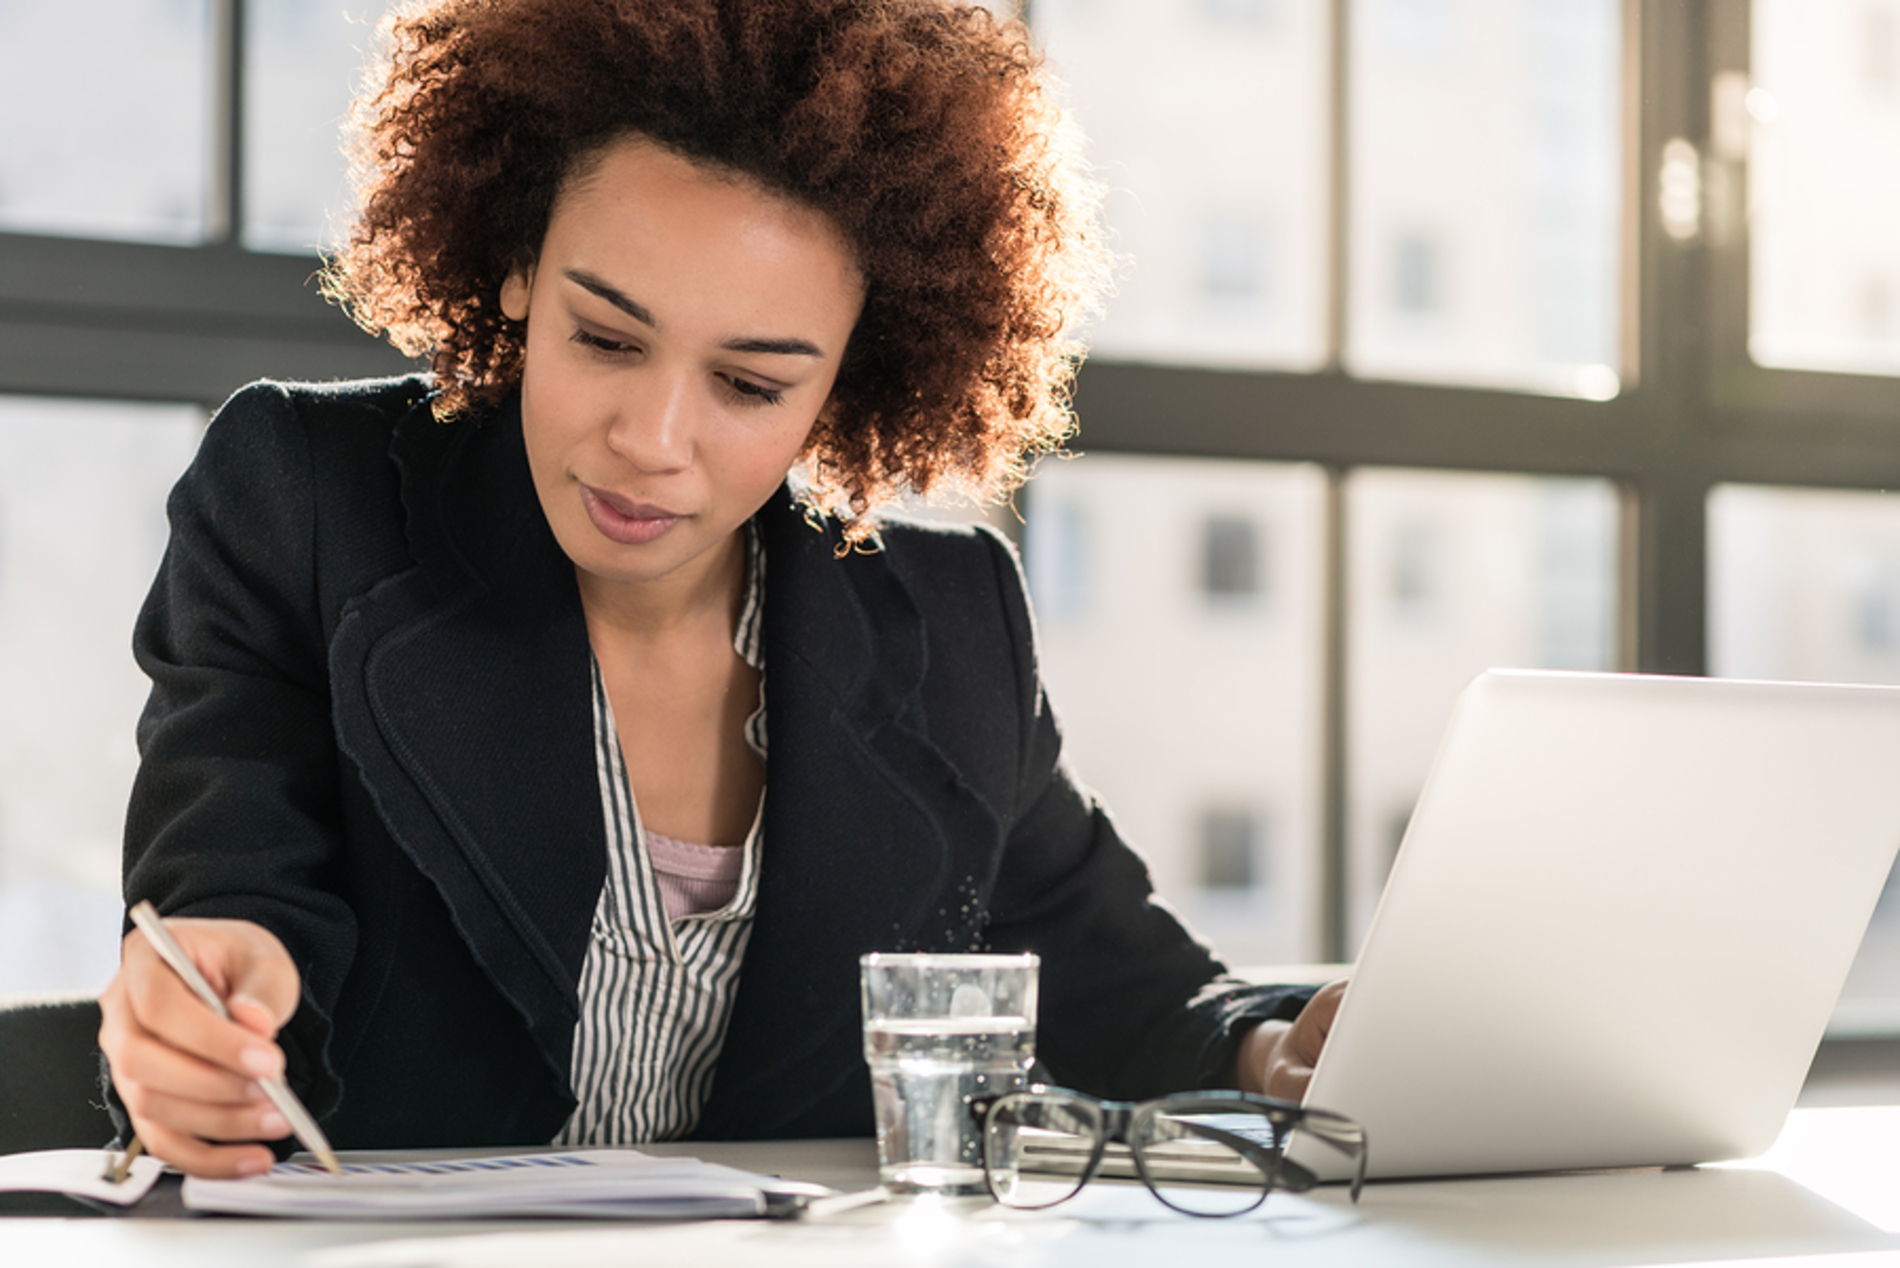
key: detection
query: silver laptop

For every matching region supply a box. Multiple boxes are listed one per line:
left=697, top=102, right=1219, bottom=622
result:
left=1292, top=669, right=1900, bottom=1181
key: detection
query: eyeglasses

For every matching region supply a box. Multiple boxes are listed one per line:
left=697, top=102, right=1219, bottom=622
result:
left=969, top=1085, right=1367, bottom=1217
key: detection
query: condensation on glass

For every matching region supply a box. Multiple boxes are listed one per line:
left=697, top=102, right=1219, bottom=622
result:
left=0, top=398, right=202, bottom=994
left=1024, top=455, right=1328, bottom=964
left=1709, top=484, right=1900, bottom=1032
left=244, top=0, right=401, bottom=253
left=1345, top=0, right=1623, bottom=398
left=0, top=0, right=213, bottom=243
left=1747, top=0, right=1900, bottom=377
left=1032, top=0, right=1332, bottom=371
left=1346, top=469, right=1620, bottom=946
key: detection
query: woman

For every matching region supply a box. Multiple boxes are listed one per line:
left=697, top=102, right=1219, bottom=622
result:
left=97, top=0, right=1343, bottom=1178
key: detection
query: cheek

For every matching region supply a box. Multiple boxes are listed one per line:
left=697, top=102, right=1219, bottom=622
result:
left=517, top=374, right=586, bottom=504
left=518, top=347, right=595, bottom=459
left=732, top=417, right=820, bottom=487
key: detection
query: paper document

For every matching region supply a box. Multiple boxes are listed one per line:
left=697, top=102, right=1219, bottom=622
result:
left=182, top=1149, right=828, bottom=1220
left=0, top=1148, right=165, bottom=1205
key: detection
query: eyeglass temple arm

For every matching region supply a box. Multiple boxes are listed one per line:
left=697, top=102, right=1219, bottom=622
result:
left=1167, top=1118, right=1331, bottom=1193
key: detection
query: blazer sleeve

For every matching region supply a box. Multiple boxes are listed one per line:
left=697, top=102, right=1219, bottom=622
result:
left=118, top=382, right=359, bottom=1122
left=973, top=529, right=1318, bottom=1099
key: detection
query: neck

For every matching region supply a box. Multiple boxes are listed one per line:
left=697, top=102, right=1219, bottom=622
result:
left=575, top=528, right=746, bottom=641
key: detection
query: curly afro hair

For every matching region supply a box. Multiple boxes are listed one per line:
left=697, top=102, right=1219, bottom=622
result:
left=323, top=0, right=1110, bottom=538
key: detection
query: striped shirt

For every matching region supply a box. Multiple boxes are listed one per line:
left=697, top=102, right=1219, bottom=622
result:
left=555, top=526, right=766, bottom=1144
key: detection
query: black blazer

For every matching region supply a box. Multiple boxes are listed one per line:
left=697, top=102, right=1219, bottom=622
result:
left=119, top=376, right=1314, bottom=1148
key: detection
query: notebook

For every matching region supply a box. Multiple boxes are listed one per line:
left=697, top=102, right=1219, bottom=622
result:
left=1292, top=669, right=1900, bottom=1181
left=180, top=1149, right=829, bottom=1219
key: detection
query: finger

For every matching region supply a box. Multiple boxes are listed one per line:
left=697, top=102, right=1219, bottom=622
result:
left=129, top=1084, right=292, bottom=1145
left=100, top=973, right=242, bottom=1105
left=108, top=1020, right=269, bottom=1108
left=1288, top=980, right=1350, bottom=1064
left=1311, top=979, right=1348, bottom=1025
left=227, top=995, right=281, bottom=1041
left=164, top=919, right=302, bottom=1033
left=120, top=935, right=286, bottom=1081
left=1267, top=1062, right=1314, bottom=1101
left=132, top=1114, right=277, bottom=1180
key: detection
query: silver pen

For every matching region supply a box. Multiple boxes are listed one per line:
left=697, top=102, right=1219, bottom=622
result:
left=123, top=900, right=342, bottom=1176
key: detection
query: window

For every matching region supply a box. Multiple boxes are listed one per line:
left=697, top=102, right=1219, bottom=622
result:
left=1711, top=486, right=1900, bottom=684
left=9, top=3, right=1900, bottom=1035
left=1028, top=455, right=1325, bottom=964
left=1709, top=484, right=1900, bottom=1030
left=1346, top=470, right=1620, bottom=940
left=1347, top=0, right=1624, bottom=396
left=1748, top=0, right=1900, bottom=377
left=0, top=0, right=213, bottom=243
left=1024, top=497, right=1092, bottom=622
left=245, top=0, right=404, bottom=252
left=1033, top=0, right=1332, bottom=370
left=0, top=397, right=201, bottom=994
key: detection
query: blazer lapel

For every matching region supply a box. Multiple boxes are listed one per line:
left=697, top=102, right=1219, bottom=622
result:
left=332, top=415, right=1004, bottom=1132
left=329, top=399, right=602, bottom=1086
left=696, top=491, right=1004, bottom=1137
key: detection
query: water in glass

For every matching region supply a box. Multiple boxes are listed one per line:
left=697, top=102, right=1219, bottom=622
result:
left=865, top=1015, right=1035, bottom=1194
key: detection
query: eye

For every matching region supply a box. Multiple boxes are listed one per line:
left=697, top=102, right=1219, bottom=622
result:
left=721, top=375, right=786, bottom=408
left=570, top=328, right=637, bottom=356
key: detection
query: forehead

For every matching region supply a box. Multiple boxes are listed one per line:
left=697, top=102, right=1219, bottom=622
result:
left=546, top=136, right=862, bottom=290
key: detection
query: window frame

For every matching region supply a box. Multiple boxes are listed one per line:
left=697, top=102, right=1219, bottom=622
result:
left=5, top=0, right=1900, bottom=958
left=1701, top=0, right=1900, bottom=427
left=0, top=0, right=413, bottom=411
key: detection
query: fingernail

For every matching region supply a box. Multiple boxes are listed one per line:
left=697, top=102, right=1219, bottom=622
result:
left=259, top=1111, right=288, bottom=1136
left=240, top=1047, right=279, bottom=1078
left=236, top=1155, right=271, bottom=1177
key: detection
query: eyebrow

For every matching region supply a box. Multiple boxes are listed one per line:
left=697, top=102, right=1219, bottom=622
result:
left=563, top=269, right=827, bottom=359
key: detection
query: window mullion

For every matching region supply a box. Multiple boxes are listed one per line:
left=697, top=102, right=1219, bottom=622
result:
left=207, top=0, right=245, bottom=248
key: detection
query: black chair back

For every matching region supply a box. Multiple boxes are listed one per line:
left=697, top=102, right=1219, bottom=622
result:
left=0, top=996, right=117, bottom=1154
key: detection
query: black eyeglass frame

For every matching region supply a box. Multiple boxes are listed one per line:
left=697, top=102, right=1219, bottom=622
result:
left=969, top=1084, right=1368, bottom=1217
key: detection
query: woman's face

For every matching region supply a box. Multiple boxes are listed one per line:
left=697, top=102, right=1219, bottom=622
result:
left=502, top=135, right=864, bottom=595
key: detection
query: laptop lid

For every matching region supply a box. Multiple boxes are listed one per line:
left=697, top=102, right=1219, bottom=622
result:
left=1292, top=669, right=1900, bottom=1181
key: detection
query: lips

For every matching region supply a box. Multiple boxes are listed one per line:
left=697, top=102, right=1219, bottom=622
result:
left=580, top=483, right=684, bottom=546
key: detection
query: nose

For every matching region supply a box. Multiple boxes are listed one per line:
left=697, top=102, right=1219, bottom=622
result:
left=605, top=368, right=694, bottom=474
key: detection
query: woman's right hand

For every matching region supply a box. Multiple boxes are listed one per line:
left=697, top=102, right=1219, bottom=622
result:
left=97, top=915, right=303, bottom=1177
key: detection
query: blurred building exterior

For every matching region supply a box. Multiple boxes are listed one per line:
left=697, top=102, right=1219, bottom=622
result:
left=1, top=0, right=1900, bottom=1039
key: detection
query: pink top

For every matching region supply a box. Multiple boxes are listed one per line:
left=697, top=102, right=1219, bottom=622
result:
left=645, top=829, right=745, bottom=920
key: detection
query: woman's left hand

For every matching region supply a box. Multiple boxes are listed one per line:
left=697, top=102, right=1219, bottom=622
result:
left=1233, top=978, right=1348, bottom=1101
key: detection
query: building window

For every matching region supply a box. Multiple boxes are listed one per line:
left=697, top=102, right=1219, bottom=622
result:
left=1387, top=519, right=1441, bottom=622
left=1854, top=552, right=1900, bottom=654
left=1393, top=234, right=1443, bottom=316
left=1197, top=214, right=1271, bottom=308
left=1199, top=808, right=1267, bottom=891
left=1199, top=0, right=1279, bottom=26
left=1201, top=514, right=1265, bottom=603
left=1025, top=498, right=1090, bottom=622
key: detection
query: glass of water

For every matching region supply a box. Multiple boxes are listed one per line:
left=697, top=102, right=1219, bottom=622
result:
left=860, top=952, right=1039, bottom=1195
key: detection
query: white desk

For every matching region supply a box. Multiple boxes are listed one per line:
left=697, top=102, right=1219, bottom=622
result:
left=7, top=1108, right=1900, bottom=1268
